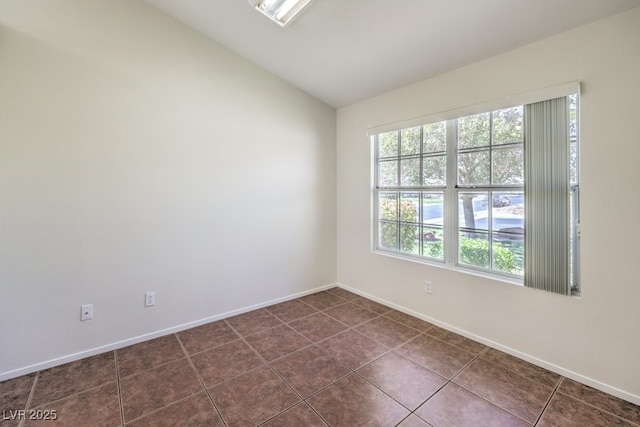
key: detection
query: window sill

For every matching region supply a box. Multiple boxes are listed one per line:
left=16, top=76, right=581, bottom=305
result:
left=372, top=248, right=524, bottom=288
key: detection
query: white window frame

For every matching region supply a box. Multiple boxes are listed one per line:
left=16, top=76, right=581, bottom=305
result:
left=370, top=82, right=581, bottom=291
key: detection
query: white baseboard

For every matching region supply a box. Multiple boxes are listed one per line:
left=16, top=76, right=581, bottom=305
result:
left=335, top=283, right=640, bottom=407
left=0, top=283, right=337, bottom=382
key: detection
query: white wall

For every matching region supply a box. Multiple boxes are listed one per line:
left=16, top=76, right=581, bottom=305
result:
left=337, top=8, right=640, bottom=403
left=0, top=0, right=336, bottom=378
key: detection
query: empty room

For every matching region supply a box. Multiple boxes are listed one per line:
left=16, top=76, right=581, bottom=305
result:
left=1, top=0, right=639, bottom=425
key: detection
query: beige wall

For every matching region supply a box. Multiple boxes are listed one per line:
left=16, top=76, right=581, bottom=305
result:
left=337, top=8, right=640, bottom=403
left=0, top=0, right=336, bottom=378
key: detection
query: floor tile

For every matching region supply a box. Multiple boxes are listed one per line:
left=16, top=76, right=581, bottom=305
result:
left=384, top=310, right=434, bottom=332
left=245, top=324, right=312, bottom=362
left=325, top=287, right=360, bottom=302
left=261, top=402, right=328, bottom=427
left=357, top=351, right=447, bottom=410
left=397, top=334, right=477, bottom=379
left=225, top=309, right=283, bottom=337
left=557, top=378, right=640, bottom=425
left=4, top=290, right=638, bottom=427
left=307, top=373, right=409, bottom=427
left=190, top=340, right=263, bottom=388
left=351, top=297, right=393, bottom=315
left=425, top=326, right=486, bottom=355
left=209, top=366, right=299, bottom=427
left=176, top=320, right=240, bottom=355
left=415, top=382, right=530, bottom=427
left=265, top=299, right=318, bottom=323
left=270, top=346, right=351, bottom=398
left=0, top=373, right=35, bottom=412
left=117, top=335, right=185, bottom=378
left=481, top=348, right=561, bottom=389
left=288, top=312, right=348, bottom=342
left=323, top=302, right=379, bottom=327
left=537, top=391, right=635, bottom=427
left=298, top=291, right=346, bottom=311
left=356, top=316, right=420, bottom=348
left=397, top=414, right=433, bottom=427
left=29, top=352, right=116, bottom=408
left=225, top=308, right=282, bottom=337
left=24, top=382, right=120, bottom=427
left=453, top=357, right=553, bottom=424
left=120, top=358, right=202, bottom=422
left=318, top=329, right=389, bottom=370
left=125, top=392, right=223, bottom=427
left=0, top=413, right=22, bottom=427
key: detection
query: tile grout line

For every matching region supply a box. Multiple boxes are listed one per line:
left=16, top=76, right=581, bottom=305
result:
left=448, top=347, right=543, bottom=426
left=533, top=376, right=564, bottom=426
left=113, top=350, right=125, bottom=427
left=174, top=333, right=228, bottom=427
left=17, top=372, right=39, bottom=427
left=276, top=302, right=453, bottom=422
left=550, top=387, right=640, bottom=427
left=229, top=322, right=309, bottom=424
left=233, top=299, right=369, bottom=426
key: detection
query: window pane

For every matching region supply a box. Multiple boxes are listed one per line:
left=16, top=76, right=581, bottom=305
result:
left=400, top=158, right=420, bottom=186
left=422, top=192, right=444, bottom=226
left=423, top=122, right=446, bottom=153
left=492, top=106, right=523, bottom=145
left=492, top=239, right=524, bottom=275
left=400, top=192, right=420, bottom=223
left=378, top=131, right=398, bottom=158
left=458, top=151, right=490, bottom=185
left=400, top=224, right=419, bottom=254
left=459, top=232, right=490, bottom=268
left=458, top=112, right=490, bottom=149
left=492, top=190, right=524, bottom=275
left=401, top=127, right=421, bottom=156
left=491, top=192, right=523, bottom=230
left=459, top=192, right=488, bottom=231
left=379, top=222, right=398, bottom=250
left=492, top=147, right=523, bottom=185
left=423, top=226, right=444, bottom=260
left=378, top=160, right=398, bottom=187
left=378, top=192, right=398, bottom=221
left=423, top=192, right=445, bottom=259
left=422, top=155, right=446, bottom=186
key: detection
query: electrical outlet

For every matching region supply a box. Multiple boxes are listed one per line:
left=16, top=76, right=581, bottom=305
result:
left=145, top=292, right=156, bottom=307
left=81, top=304, right=93, bottom=321
left=424, top=280, right=432, bottom=294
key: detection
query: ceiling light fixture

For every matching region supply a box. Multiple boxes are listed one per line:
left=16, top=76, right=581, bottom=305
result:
left=248, top=0, right=316, bottom=27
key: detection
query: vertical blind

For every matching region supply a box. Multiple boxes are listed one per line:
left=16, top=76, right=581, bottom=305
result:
left=524, top=97, right=570, bottom=295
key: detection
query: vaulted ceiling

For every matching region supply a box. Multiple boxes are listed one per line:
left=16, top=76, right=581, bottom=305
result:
left=145, top=0, right=640, bottom=107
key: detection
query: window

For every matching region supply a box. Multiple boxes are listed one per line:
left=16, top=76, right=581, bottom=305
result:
left=456, top=107, right=524, bottom=275
left=373, top=87, right=580, bottom=295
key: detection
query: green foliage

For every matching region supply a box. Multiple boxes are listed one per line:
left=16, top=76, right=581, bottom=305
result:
left=423, top=122, right=446, bottom=153
left=400, top=127, right=421, bottom=155
left=378, top=131, right=398, bottom=158
left=379, top=199, right=418, bottom=252
left=459, top=237, right=515, bottom=272
left=492, top=107, right=523, bottom=145
left=457, top=107, right=524, bottom=186
left=425, top=241, right=443, bottom=259
left=423, top=237, right=517, bottom=273
left=458, top=112, right=490, bottom=148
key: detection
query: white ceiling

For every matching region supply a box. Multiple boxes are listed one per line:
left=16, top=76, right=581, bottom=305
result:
left=144, top=0, right=640, bottom=107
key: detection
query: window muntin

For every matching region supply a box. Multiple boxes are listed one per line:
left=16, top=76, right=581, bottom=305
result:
left=456, top=107, right=524, bottom=277
left=373, top=99, right=578, bottom=286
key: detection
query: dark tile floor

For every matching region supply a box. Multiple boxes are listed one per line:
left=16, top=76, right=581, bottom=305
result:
left=2, top=287, right=639, bottom=426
